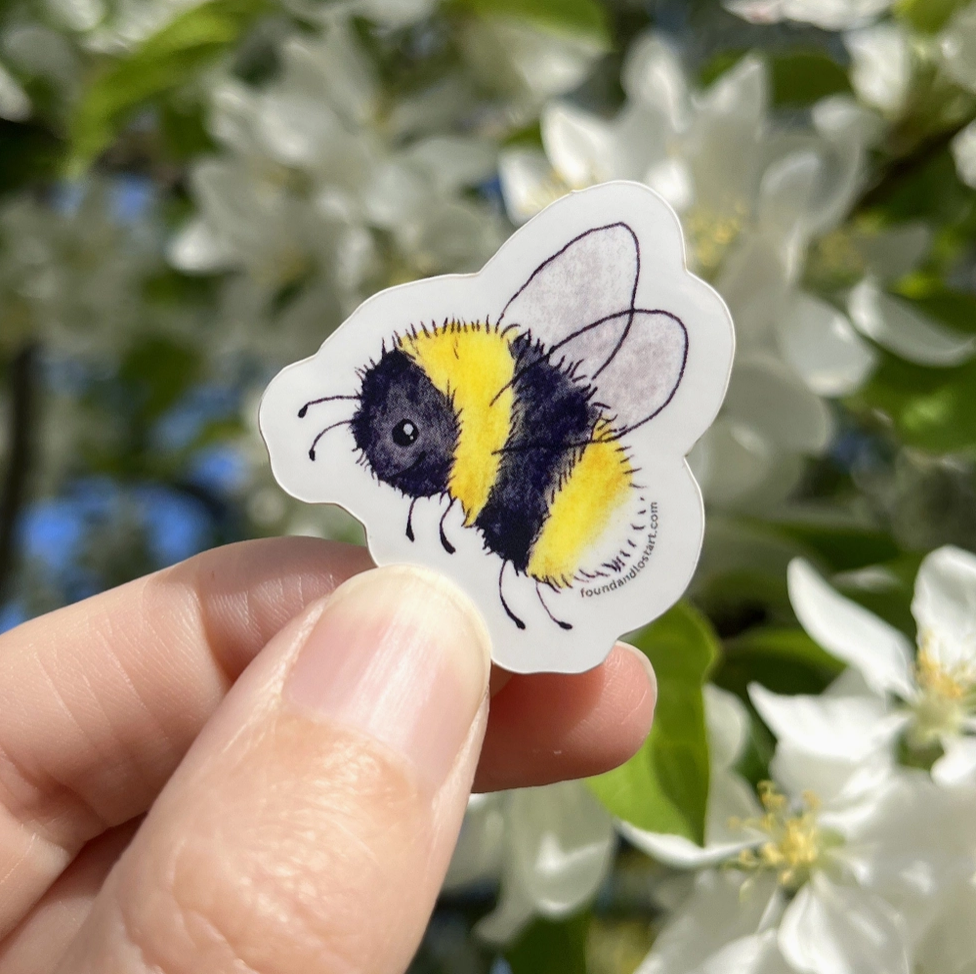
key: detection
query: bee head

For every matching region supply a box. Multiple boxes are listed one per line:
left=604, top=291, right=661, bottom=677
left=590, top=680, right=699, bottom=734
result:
left=352, top=349, right=458, bottom=498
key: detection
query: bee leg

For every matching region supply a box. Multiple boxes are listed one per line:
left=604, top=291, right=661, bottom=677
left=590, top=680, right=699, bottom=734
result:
left=405, top=497, right=418, bottom=542
left=498, top=561, right=526, bottom=630
left=439, top=500, right=456, bottom=554
left=536, top=582, right=572, bottom=630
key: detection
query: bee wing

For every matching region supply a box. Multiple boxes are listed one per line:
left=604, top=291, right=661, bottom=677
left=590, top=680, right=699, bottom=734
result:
left=563, top=309, right=688, bottom=436
left=497, top=223, right=640, bottom=352
left=499, top=220, right=688, bottom=436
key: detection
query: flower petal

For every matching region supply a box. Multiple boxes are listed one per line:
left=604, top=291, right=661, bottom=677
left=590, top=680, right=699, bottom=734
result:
left=749, top=683, right=899, bottom=761
left=506, top=781, right=615, bottom=917
left=848, top=278, right=976, bottom=367
left=777, top=291, right=878, bottom=397
left=542, top=101, right=615, bottom=187
left=933, top=736, right=976, bottom=787
left=952, top=119, right=976, bottom=189
left=724, top=0, right=894, bottom=30
left=498, top=148, right=565, bottom=225
left=401, top=135, right=497, bottom=193
left=0, top=59, right=30, bottom=122
left=770, top=743, right=894, bottom=817
left=779, top=875, right=909, bottom=974
left=474, top=782, right=614, bottom=944
left=706, top=684, right=751, bottom=771
left=444, top=793, right=505, bottom=890
left=689, top=56, right=768, bottom=214
left=845, top=23, right=912, bottom=115
left=167, top=217, right=237, bottom=273
left=806, top=97, right=876, bottom=236
left=645, top=156, right=695, bottom=212
left=694, top=931, right=793, bottom=974
left=636, top=871, right=782, bottom=974
left=852, top=223, right=931, bottom=284
left=621, top=817, right=758, bottom=869
left=941, top=2, right=976, bottom=94
left=912, top=545, right=976, bottom=671
left=838, top=771, right=976, bottom=926
left=756, top=151, right=822, bottom=256
left=706, top=769, right=767, bottom=847
left=916, top=879, right=976, bottom=974
left=474, top=874, right=538, bottom=945
left=621, top=33, right=690, bottom=129
left=724, top=354, right=834, bottom=454
left=787, top=559, right=915, bottom=699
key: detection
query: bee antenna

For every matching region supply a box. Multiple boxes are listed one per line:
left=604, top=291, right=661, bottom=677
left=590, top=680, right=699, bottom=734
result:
left=297, top=393, right=359, bottom=418
left=308, top=418, right=354, bottom=461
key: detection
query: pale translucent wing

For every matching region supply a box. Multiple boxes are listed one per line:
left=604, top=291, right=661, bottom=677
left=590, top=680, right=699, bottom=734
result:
left=565, top=309, right=688, bottom=434
left=497, top=223, right=640, bottom=353
left=499, top=221, right=687, bottom=437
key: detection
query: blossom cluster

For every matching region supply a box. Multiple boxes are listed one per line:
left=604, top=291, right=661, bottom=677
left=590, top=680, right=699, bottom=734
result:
left=451, top=546, right=976, bottom=974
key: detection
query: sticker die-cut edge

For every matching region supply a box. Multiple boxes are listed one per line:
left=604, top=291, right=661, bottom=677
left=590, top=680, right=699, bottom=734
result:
left=259, top=181, right=735, bottom=674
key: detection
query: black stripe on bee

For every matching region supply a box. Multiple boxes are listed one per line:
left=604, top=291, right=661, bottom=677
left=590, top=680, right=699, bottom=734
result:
left=474, top=333, right=599, bottom=572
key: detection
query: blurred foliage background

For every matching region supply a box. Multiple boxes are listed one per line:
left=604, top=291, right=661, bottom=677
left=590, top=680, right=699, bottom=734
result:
left=5, top=0, right=976, bottom=970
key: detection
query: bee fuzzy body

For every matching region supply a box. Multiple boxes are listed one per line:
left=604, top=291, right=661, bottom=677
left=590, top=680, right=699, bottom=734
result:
left=352, top=320, right=639, bottom=591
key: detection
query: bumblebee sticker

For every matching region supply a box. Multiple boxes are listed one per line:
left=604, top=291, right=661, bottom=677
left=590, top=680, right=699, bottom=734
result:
left=260, top=181, right=734, bottom=674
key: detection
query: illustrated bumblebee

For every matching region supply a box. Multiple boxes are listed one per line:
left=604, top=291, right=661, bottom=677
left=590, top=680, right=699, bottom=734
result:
left=298, top=222, right=688, bottom=630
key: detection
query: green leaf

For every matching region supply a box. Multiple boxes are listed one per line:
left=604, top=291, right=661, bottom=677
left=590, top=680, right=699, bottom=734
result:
left=118, top=336, right=202, bottom=422
left=68, top=0, right=268, bottom=174
left=763, top=521, right=901, bottom=573
left=895, top=0, right=969, bottom=33
left=714, top=627, right=845, bottom=699
left=894, top=284, right=976, bottom=336
left=770, top=51, right=851, bottom=107
left=850, top=288, right=976, bottom=452
left=505, top=913, right=589, bottom=974
left=699, top=49, right=850, bottom=107
left=160, top=100, right=216, bottom=160
left=861, top=149, right=975, bottom=230
left=588, top=602, right=718, bottom=844
left=451, top=0, right=610, bottom=43
left=851, top=351, right=976, bottom=453
left=698, top=49, right=747, bottom=88
left=0, top=120, right=63, bottom=197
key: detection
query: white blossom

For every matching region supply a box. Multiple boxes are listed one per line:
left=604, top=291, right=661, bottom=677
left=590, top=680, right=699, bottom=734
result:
left=0, top=179, right=161, bottom=356
left=844, top=22, right=913, bottom=116
left=625, top=687, right=974, bottom=974
left=0, top=56, right=29, bottom=121
left=941, top=2, right=976, bottom=94
left=444, top=780, right=615, bottom=944
left=723, top=0, right=896, bottom=31
left=757, top=550, right=976, bottom=787
left=169, top=20, right=504, bottom=360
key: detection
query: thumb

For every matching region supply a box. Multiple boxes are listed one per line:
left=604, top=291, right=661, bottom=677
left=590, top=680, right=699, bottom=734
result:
left=59, top=565, right=491, bottom=974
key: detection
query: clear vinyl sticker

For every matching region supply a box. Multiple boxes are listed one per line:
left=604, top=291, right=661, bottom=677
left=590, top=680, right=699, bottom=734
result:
left=260, top=181, right=735, bottom=674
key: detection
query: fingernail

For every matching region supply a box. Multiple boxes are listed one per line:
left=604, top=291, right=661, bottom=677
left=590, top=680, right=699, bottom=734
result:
left=284, top=565, right=491, bottom=788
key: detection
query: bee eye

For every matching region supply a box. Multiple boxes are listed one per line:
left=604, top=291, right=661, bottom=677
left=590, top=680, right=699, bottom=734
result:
left=392, top=419, right=419, bottom=447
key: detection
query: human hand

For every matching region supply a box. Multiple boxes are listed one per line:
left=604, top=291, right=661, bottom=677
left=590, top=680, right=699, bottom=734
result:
left=0, top=537, right=656, bottom=973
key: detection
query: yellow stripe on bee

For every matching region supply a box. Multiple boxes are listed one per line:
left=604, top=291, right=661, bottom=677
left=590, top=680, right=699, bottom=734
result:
left=527, top=422, right=635, bottom=588
left=399, top=322, right=515, bottom=524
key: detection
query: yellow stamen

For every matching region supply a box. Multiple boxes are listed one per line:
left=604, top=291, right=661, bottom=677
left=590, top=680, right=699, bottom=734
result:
left=729, top=783, right=826, bottom=892
left=907, top=633, right=976, bottom=751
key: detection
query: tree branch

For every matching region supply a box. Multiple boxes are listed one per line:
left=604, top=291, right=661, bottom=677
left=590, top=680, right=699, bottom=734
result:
left=858, top=120, right=971, bottom=212
left=0, top=342, right=38, bottom=605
